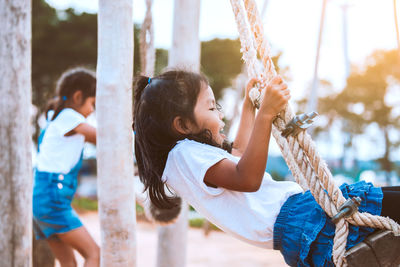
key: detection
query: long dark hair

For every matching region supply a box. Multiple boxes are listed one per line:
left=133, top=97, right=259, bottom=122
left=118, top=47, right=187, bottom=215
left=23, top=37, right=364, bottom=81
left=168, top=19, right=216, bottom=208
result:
left=45, top=67, right=96, bottom=120
left=133, top=70, right=232, bottom=210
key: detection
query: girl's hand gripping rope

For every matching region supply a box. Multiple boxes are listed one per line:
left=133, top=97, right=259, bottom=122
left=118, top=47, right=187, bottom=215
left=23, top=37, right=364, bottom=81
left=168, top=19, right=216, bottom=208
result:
left=245, top=77, right=261, bottom=107
left=258, top=75, right=290, bottom=118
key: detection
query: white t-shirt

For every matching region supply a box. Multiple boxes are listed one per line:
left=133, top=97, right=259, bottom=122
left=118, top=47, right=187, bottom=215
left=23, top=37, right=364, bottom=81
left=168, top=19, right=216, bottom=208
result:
left=162, top=139, right=303, bottom=249
left=36, top=108, right=86, bottom=174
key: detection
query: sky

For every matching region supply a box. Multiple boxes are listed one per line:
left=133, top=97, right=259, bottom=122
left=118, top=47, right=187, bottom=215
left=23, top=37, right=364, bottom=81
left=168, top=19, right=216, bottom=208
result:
left=45, top=0, right=400, bottom=161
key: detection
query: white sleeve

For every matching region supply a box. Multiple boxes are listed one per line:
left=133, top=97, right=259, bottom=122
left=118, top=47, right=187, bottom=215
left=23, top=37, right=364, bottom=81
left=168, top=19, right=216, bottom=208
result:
left=53, top=108, right=86, bottom=136
left=169, top=142, right=229, bottom=196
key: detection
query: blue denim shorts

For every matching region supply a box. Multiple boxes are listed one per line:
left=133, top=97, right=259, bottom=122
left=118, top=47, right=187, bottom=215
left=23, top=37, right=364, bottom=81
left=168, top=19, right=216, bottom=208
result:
left=273, top=181, right=383, bottom=267
left=32, top=170, right=83, bottom=240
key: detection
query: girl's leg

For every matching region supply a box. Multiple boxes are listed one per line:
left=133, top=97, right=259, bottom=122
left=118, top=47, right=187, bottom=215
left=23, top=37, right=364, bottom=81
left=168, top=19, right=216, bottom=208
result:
left=56, top=226, right=100, bottom=267
left=47, top=238, right=77, bottom=267
left=380, top=187, right=400, bottom=224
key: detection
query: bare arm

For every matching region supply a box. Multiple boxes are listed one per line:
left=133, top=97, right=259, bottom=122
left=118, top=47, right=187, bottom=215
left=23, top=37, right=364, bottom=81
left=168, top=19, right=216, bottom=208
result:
left=231, top=78, right=258, bottom=156
left=66, top=123, right=97, bottom=144
left=204, top=76, right=290, bottom=192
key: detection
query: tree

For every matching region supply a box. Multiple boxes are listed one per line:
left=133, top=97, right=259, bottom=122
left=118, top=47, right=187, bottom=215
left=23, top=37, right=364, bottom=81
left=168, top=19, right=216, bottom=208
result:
left=200, top=39, right=289, bottom=101
left=97, top=0, right=136, bottom=265
left=201, top=38, right=243, bottom=100
left=32, top=0, right=97, bottom=112
left=0, top=0, right=32, bottom=266
left=32, top=0, right=164, bottom=119
left=319, top=50, right=400, bottom=181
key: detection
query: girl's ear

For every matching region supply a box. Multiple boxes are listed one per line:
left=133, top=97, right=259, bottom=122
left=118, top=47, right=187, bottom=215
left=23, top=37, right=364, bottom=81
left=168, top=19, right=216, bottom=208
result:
left=172, top=116, right=193, bottom=135
left=72, top=90, right=83, bottom=105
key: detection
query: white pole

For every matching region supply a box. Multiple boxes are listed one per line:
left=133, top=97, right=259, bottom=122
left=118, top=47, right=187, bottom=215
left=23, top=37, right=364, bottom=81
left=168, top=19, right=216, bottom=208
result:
left=341, top=3, right=350, bottom=78
left=140, top=0, right=155, bottom=77
left=394, top=0, right=400, bottom=58
left=97, top=0, right=136, bottom=266
left=156, top=1, right=201, bottom=267
left=307, top=0, right=328, bottom=114
left=0, top=0, right=32, bottom=266
left=168, top=0, right=201, bottom=70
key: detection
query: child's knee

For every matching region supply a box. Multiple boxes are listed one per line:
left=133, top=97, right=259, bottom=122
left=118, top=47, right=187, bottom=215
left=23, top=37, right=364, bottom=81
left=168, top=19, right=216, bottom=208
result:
left=87, top=244, right=100, bottom=261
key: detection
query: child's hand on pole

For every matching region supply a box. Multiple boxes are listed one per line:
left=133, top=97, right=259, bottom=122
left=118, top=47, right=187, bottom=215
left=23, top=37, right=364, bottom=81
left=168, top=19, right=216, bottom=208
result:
left=259, top=75, right=290, bottom=118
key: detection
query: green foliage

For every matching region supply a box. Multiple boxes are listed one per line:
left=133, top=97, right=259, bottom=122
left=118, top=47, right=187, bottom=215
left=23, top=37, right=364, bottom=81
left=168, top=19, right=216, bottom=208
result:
left=201, top=38, right=243, bottom=100
left=317, top=50, right=400, bottom=176
left=320, top=50, right=400, bottom=130
left=189, top=218, right=204, bottom=228
left=155, top=48, right=169, bottom=75
left=136, top=203, right=144, bottom=216
left=33, top=0, right=288, bottom=121
left=72, top=197, right=98, bottom=211
left=188, top=218, right=220, bottom=231
left=72, top=198, right=146, bottom=215
left=32, top=0, right=167, bottom=113
left=33, top=0, right=97, bottom=110
left=134, top=24, right=141, bottom=75
left=200, top=38, right=288, bottom=101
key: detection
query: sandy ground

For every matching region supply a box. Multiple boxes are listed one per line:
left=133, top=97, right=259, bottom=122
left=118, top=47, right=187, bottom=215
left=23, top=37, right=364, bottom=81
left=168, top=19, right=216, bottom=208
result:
left=59, top=211, right=289, bottom=267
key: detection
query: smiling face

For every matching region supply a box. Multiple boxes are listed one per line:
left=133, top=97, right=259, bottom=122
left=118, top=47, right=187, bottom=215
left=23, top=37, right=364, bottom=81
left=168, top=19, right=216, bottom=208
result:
left=192, top=85, right=226, bottom=145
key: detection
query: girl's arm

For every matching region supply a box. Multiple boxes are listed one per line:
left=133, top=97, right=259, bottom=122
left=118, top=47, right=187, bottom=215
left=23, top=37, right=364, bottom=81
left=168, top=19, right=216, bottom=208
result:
left=231, top=78, right=258, bottom=157
left=204, top=76, right=289, bottom=192
left=67, top=123, right=97, bottom=144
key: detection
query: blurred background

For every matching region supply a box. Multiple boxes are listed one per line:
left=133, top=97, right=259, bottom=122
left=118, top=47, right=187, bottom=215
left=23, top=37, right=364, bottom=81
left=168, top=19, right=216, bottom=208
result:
left=31, top=0, right=400, bottom=201
left=27, top=1, right=400, bottom=265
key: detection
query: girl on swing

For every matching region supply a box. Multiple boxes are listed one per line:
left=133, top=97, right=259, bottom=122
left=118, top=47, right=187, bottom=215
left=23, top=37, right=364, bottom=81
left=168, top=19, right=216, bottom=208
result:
left=133, top=69, right=400, bottom=266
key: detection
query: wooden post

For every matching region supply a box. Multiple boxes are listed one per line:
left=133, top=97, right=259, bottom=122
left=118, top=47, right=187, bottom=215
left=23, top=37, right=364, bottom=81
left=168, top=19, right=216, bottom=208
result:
left=0, top=0, right=32, bottom=266
left=156, top=1, right=201, bottom=267
left=97, top=0, right=136, bottom=266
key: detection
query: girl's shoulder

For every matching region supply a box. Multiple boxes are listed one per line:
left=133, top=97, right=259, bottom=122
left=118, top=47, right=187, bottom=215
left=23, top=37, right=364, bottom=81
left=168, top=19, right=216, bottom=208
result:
left=51, top=108, right=86, bottom=125
left=174, top=138, right=224, bottom=151
left=171, top=139, right=232, bottom=159
left=56, top=108, right=85, bottom=121
left=48, top=108, right=86, bottom=135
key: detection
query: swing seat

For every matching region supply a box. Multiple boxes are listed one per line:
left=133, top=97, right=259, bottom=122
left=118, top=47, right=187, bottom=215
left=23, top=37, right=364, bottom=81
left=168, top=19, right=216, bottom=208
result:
left=345, top=230, right=400, bottom=267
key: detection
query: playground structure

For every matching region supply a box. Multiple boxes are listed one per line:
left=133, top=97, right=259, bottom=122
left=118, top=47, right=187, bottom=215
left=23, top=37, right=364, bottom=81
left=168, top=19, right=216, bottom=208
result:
left=1, top=0, right=400, bottom=266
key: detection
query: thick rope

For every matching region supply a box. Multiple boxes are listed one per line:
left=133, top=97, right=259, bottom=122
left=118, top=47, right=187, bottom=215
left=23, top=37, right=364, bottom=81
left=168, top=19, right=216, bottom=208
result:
left=242, top=0, right=400, bottom=264
left=229, top=0, right=308, bottom=190
left=230, top=0, right=400, bottom=266
left=229, top=4, right=347, bottom=264
left=139, top=0, right=155, bottom=77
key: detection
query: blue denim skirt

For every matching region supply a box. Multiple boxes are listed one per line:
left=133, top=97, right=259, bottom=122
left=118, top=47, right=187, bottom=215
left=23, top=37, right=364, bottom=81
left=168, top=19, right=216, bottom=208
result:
left=32, top=170, right=83, bottom=240
left=273, top=181, right=383, bottom=267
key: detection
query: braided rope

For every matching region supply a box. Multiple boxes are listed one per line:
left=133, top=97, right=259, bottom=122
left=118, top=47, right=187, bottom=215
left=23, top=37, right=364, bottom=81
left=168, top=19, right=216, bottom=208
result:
left=229, top=0, right=308, bottom=190
left=139, top=0, right=155, bottom=76
left=230, top=0, right=400, bottom=265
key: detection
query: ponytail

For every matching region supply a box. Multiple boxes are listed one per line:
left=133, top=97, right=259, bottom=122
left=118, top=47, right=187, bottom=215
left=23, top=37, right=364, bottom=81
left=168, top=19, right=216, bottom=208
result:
left=133, top=75, right=151, bottom=132
left=45, top=67, right=96, bottom=121
left=45, top=96, right=67, bottom=121
left=133, top=76, right=150, bottom=110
